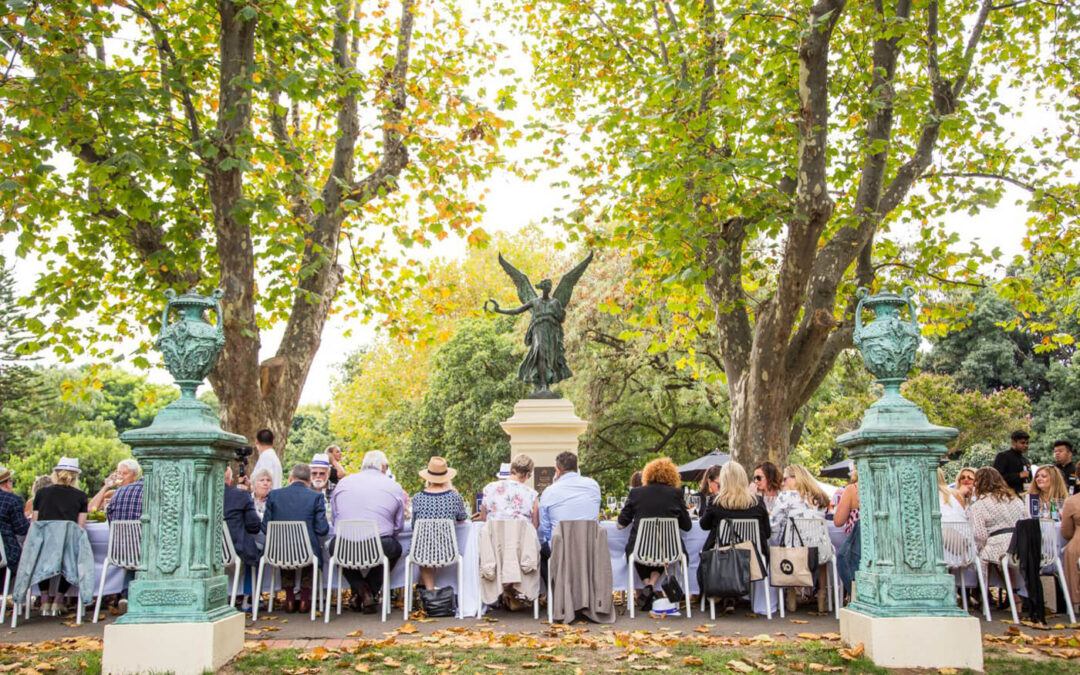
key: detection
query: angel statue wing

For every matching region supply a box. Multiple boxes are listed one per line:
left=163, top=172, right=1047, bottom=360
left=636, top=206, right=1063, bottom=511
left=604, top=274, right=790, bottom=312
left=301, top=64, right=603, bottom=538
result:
left=498, top=253, right=537, bottom=305
left=553, top=251, right=594, bottom=308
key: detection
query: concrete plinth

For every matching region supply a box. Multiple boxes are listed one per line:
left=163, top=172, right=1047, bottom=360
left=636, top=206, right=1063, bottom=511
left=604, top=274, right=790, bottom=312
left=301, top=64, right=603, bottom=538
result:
left=839, top=608, right=983, bottom=671
left=500, top=398, right=588, bottom=492
left=102, top=612, right=245, bottom=674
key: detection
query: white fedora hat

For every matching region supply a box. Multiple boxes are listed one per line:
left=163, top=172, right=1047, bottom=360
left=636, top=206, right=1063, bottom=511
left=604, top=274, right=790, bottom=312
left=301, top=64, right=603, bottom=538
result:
left=309, top=453, right=330, bottom=468
left=53, top=456, right=81, bottom=474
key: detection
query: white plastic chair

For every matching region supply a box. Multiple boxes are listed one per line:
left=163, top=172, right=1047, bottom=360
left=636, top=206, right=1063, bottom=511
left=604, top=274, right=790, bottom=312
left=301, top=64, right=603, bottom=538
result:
left=253, top=521, right=320, bottom=621
left=1039, top=519, right=1076, bottom=624
left=92, top=520, right=142, bottom=623
left=403, top=519, right=466, bottom=620
left=221, top=522, right=246, bottom=608
left=700, top=519, right=773, bottom=620
left=627, top=517, right=690, bottom=619
left=0, top=542, right=10, bottom=624
left=325, top=520, right=390, bottom=623
left=941, top=520, right=991, bottom=621
left=777, top=518, right=841, bottom=619
left=479, top=520, right=539, bottom=620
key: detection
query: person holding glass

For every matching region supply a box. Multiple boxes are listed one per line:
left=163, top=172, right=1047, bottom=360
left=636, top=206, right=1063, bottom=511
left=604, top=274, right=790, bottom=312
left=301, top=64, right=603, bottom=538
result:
left=1029, top=465, right=1068, bottom=519
left=954, top=467, right=977, bottom=508
left=695, top=465, right=720, bottom=517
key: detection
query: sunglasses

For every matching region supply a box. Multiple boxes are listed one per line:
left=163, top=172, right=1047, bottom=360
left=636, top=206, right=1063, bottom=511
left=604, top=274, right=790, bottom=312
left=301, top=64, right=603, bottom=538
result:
left=959, top=476, right=974, bottom=483
left=752, top=475, right=764, bottom=482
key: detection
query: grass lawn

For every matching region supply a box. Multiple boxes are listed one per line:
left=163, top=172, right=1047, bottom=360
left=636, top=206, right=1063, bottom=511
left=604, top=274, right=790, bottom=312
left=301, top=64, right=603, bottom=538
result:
left=0, top=626, right=1077, bottom=674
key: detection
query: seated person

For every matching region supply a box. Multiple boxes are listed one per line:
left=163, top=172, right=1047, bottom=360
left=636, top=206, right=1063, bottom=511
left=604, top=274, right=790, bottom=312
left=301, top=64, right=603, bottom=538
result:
left=261, top=464, right=329, bottom=613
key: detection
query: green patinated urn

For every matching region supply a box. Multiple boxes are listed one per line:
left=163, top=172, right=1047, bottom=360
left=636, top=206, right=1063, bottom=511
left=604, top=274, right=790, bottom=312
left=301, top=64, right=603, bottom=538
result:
left=118, top=289, right=245, bottom=625
left=837, top=288, right=965, bottom=618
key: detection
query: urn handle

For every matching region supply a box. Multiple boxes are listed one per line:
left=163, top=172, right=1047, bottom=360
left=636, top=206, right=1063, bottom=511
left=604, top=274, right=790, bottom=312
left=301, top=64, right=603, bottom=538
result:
left=902, top=286, right=919, bottom=328
left=161, top=289, right=178, bottom=332
left=854, top=287, right=871, bottom=335
left=210, top=288, right=225, bottom=340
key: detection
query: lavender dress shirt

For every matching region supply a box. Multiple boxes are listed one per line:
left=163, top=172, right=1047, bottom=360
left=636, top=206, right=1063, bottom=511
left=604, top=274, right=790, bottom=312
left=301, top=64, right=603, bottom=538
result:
left=330, top=468, right=405, bottom=537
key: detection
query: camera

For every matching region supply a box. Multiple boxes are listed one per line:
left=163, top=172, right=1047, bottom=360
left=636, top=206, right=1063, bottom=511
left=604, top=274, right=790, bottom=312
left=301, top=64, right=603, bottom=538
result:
left=235, top=445, right=254, bottom=478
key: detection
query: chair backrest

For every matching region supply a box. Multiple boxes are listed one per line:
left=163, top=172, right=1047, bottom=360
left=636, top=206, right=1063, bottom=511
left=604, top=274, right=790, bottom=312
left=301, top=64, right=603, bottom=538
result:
left=718, top=518, right=766, bottom=556
left=941, top=520, right=978, bottom=568
left=631, top=517, right=683, bottom=566
left=107, top=520, right=142, bottom=570
left=264, top=521, right=316, bottom=568
left=1039, top=519, right=1062, bottom=568
left=333, top=519, right=386, bottom=569
left=0, top=531, right=7, bottom=569
left=789, top=517, right=835, bottom=563
left=410, top=519, right=460, bottom=567
left=221, top=521, right=237, bottom=568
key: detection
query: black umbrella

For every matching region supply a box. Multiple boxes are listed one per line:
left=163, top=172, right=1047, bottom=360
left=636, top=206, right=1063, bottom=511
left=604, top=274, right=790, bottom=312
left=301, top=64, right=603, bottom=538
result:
left=819, top=458, right=854, bottom=479
left=677, top=449, right=732, bottom=482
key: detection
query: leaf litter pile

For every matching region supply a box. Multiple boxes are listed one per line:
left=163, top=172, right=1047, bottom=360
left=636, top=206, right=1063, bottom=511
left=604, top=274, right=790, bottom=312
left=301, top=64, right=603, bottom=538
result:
left=229, top=621, right=1080, bottom=674
left=0, top=637, right=101, bottom=674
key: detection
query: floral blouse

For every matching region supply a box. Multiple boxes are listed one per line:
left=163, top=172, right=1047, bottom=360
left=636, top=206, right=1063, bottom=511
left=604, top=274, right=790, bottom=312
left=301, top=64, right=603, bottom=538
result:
left=482, top=479, right=537, bottom=521
left=769, top=490, right=828, bottom=544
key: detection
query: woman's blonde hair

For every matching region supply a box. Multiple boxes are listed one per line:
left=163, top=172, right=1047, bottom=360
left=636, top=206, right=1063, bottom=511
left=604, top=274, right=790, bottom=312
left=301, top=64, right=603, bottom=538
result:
left=51, top=469, right=79, bottom=487
left=714, top=462, right=754, bottom=510
left=511, top=454, right=534, bottom=477
left=642, top=457, right=681, bottom=488
left=1029, top=465, right=1068, bottom=503
left=783, top=465, right=830, bottom=509
left=937, top=468, right=961, bottom=507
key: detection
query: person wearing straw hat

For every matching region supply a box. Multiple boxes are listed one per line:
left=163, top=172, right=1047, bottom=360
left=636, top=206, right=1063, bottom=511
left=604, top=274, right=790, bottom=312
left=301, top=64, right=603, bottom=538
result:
left=31, top=457, right=89, bottom=616
left=0, top=466, right=30, bottom=577
left=410, top=457, right=467, bottom=591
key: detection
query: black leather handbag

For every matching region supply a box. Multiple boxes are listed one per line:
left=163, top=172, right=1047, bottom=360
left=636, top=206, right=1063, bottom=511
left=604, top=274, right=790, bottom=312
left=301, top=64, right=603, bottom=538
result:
left=660, top=566, right=686, bottom=605
left=700, top=519, right=752, bottom=598
left=418, top=586, right=457, bottom=617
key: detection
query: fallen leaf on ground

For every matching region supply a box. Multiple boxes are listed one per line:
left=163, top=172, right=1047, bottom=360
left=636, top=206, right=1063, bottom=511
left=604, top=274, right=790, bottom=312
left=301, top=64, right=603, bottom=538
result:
left=789, top=619, right=808, bottom=624
left=398, top=622, right=419, bottom=634
left=521, top=664, right=541, bottom=670
left=681, top=656, right=703, bottom=666
left=0, top=664, right=20, bottom=673
left=483, top=666, right=506, bottom=671
left=838, top=643, right=864, bottom=660
left=693, top=625, right=711, bottom=633
left=353, top=664, right=370, bottom=673
left=383, top=657, right=403, bottom=667
left=726, top=660, right=754, bottom=673
left=346, top=629, right=363, bottom=637
left=938, top=668, right=959, bottom=675
left=796, top=633, right=821, bottom=640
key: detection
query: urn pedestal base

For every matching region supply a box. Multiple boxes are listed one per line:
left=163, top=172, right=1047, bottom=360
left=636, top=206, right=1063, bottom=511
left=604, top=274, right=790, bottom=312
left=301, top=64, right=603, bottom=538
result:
left=102, top=612, right=245, bottom=675
left=839, top=608, right=983, bottom=671
left=500, top=398, right=588, bottom=492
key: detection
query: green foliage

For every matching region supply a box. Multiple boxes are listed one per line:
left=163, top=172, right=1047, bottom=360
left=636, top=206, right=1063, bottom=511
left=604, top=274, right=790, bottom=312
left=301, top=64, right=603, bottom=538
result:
left=563, top=251, right=728, bottom=494
left=9, top=421, right=131, bottom=497
left=0, top=258, right=47, bottom=455
left=798, top=365, right=1030, bottom=470
left=283, top=404, right=341, bottom=470
left=394, top=317, right=528, bottom=497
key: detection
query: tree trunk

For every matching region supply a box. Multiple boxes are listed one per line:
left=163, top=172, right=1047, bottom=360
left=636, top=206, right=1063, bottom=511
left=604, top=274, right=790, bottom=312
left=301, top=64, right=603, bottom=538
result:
left=727, top=370, right=797, bottom=468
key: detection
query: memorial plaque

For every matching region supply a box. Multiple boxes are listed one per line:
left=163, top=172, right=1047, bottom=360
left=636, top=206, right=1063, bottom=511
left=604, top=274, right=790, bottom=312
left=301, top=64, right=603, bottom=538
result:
left=534, top=466, right=556, bottom=494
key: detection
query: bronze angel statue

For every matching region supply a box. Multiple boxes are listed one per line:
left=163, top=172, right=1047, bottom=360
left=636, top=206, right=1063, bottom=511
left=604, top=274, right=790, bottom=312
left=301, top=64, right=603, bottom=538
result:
left=485, top=251, right=594, bottom=397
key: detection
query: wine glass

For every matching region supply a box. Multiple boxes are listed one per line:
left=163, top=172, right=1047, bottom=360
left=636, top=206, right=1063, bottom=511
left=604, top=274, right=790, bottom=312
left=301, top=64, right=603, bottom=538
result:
left=689, top=494, right=701, bottom=515
left=606, top=494, right=617, bottom=514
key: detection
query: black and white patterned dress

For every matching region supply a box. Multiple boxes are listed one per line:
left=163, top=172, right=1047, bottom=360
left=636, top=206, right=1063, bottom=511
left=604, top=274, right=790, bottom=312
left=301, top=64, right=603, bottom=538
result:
left=410, top=489, right=467, bottom=527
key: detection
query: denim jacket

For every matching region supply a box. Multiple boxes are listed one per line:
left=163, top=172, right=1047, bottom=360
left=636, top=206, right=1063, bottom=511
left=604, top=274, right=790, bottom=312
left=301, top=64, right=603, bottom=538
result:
left=13, top=521, right=95, bottom=606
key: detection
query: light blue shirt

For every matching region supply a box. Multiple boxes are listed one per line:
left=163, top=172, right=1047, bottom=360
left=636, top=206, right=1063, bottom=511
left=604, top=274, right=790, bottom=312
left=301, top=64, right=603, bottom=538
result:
left=538, top=471, right=601, bottom=544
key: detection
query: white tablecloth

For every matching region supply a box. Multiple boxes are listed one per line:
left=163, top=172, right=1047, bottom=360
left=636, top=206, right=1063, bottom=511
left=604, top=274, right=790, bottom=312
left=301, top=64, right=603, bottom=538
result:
left=602, top=521, right=781, bottom=615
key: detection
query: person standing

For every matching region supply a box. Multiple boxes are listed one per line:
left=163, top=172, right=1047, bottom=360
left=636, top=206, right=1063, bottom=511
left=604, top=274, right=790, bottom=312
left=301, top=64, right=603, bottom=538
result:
left=993, top=430, right=1031, bottom=496
left=330, top=451, right=405, bottom=613
left=325, top=445, right=348, bottom=487
left=252, top=428, right=283, bottom=489
left=1053, top=440, right=1077, bottom=495
left=0, top=466, right=30, bottom=577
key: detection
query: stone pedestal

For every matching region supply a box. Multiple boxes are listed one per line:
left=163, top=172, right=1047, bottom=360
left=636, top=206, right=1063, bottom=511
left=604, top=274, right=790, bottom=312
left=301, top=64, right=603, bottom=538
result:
left=500, top=398, right=588, bottom=492
left=103, top=613, right=245, bottom=675
left=839, top=609, right=983, bottom=670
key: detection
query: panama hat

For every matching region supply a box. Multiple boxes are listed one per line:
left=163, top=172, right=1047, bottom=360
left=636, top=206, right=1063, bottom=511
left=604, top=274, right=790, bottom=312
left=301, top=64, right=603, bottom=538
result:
left=309, top=453, right=331, bottom=468
left=497, top=463, right=512, bottom=479
left=0, top=466, right=11, bottom=483
left=53, top=457, right=81, bottom=474
left=418, top=456, right=457, bottom=484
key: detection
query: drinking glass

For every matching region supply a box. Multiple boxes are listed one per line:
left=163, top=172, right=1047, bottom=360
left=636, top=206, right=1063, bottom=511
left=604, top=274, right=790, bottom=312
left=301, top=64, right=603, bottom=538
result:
left=606, top=494, right=617, bottom=515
